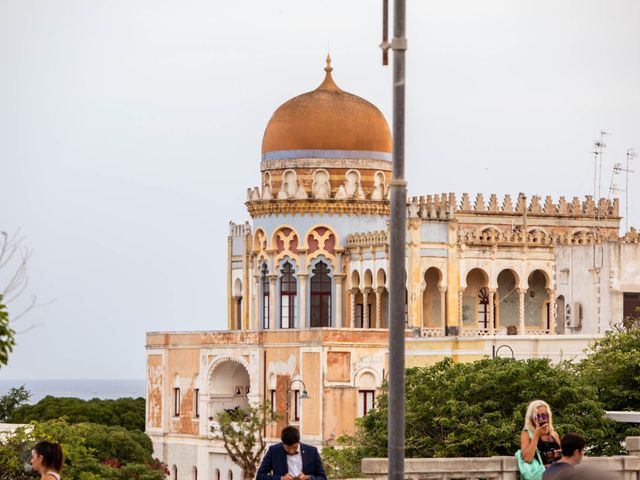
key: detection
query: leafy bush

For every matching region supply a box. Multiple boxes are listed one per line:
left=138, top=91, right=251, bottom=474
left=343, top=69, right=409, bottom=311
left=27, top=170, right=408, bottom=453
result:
left=9, top=396, right=145, bottom=431
left=360, top=358, right=618, bottom=458
left=322, top=356, right=631, bottom=477
left=0, top=419, right=166, bottom=480
left=579, top=329, right=640, bottom=412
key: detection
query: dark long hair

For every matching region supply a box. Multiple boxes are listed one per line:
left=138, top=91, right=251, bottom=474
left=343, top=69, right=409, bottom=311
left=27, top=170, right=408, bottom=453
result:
left=33, top=441, right=63, bottom=471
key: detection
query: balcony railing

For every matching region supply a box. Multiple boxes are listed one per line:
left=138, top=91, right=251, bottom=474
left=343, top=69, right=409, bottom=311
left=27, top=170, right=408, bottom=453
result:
left=419, top=327, right=552, bottom=337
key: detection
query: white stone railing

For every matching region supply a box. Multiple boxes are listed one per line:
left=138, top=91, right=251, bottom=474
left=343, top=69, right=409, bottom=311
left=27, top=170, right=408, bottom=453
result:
left=421, top=328, right=445, bottom=337
left=360, top=437, right=640, bottom=480
left=460, top=328, right=509, bottom=337
left=524, top=329, right=551, bottom=335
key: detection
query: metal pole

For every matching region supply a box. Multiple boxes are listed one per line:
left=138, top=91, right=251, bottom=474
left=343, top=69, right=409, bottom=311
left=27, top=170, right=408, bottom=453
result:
left=388, top=0, right=406, bottom=479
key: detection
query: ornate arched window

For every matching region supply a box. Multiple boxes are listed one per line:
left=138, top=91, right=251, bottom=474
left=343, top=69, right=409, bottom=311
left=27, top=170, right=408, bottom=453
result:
left=477, top=287, right=495, bottom=330
left=310, top=261, right=331, bottom=327
left=280, top=262, right=297, bottom=328
left=261, top=263, right=269, bottom=329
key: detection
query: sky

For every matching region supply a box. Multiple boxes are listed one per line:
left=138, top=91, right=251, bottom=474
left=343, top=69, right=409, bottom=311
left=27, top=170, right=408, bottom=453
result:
left=1, top=0, right=639, bottom=380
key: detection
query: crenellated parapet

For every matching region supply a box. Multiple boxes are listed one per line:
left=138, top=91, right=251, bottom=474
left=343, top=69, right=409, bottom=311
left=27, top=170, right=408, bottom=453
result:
left=623, top=227, right=640, bottom=243
left=409, top=193, right=620, bottom=219
left=407, top=193, right=456, bottom=220
left=229, top=221, right=251, bottom=237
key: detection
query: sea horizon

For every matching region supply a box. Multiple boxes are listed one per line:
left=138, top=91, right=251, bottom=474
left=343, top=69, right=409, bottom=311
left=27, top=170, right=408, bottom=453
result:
left=0, top=378, right=146, bottom=404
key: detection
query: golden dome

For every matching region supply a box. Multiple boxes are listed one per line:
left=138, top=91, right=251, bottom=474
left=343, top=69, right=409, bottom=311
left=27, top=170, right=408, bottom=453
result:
left=261, top=56, right=392, bottom=158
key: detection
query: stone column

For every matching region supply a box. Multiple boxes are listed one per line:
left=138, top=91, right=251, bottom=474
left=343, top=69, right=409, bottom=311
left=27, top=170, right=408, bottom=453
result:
left=518, top=288, right=526, bottom=335
left=349, top=288, right=358, bottom=328
left=334, top=274, right=344, bottom=328
left=363, top=288, right=371, bottom=328
left=269, top=275, right=277, bottom=330
left=439, top=287, right=447, bottom=334
left=547, top=288, right=556, bottom=334
left=253, top=276, right=260, bottom=330
left=487, top=289, right=496, bottom=335
left=458, top=288, right=465, bottom=334
left=375, top=287, right=384, bottom=328
left=298, top=273, right=308, bottom=329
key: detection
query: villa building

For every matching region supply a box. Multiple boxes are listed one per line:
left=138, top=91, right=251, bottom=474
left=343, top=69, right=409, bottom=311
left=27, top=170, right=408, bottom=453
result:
left=146, top=57, right=640, bottom=480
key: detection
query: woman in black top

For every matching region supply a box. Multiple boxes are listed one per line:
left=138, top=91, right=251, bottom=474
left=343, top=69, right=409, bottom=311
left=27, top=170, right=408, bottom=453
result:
left=520, top=400, right=561, bottom=467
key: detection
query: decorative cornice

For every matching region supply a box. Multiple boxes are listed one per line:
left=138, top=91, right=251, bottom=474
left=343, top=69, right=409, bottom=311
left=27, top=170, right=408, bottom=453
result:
left=246, top=199, right=390, bottom=218
left=458, top=225, right=621, bottom=246
left=262, top=149, right=392, bottom=162
left=346, top=231, right=388, bottom=247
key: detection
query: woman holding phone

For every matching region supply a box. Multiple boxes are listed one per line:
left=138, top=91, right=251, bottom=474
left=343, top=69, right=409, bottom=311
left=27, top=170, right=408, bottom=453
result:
left=520, top=400, right=561, bottom=467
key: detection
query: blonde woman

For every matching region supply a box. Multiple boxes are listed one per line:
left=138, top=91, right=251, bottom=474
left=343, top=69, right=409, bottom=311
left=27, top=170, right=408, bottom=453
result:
left=521, top=400, right=561, bottom=467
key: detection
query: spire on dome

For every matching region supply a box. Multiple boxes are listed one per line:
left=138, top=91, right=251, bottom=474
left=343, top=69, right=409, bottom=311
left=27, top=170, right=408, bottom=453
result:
left=318, top=54, right=340, bottom=92
left=324, top=54, right=333, bottom=73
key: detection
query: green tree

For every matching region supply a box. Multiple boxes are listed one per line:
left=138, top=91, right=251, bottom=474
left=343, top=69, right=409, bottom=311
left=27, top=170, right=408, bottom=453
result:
left=0, top=386, right=30, bottom=422
left=215, top=403, right=271, bottom=480
left=579, top=329, right=640, bottom=411
left=321, top=435, right=364, bottom=479
left=0, top=419, right=166, bottom=480
left=0, top=295, right=15, bottom=367
left=1, top=230, right=39, bottom=368
left=10, top=396, right=145, bottom=431
left=325, top=357, right=622, bottom=476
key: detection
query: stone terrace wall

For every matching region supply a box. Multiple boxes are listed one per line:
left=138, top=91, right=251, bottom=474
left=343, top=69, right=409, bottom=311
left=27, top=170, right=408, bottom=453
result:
left=360, top=437, right=640, bottom=480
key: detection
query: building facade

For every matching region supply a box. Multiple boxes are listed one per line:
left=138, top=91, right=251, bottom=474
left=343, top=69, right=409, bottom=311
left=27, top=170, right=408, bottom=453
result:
left=146, top=58, right=640, bottom=480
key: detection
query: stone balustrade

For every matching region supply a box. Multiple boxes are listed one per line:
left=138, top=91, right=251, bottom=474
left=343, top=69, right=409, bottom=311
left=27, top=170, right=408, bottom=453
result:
left=358, top=437, right=640, bottom=480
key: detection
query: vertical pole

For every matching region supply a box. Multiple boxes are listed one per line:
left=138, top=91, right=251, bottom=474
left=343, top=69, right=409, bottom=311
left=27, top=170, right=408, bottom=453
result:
left=382, top=0, right=389, bottom=65
left=518, top=288, right=526, bottom=335
left=627, top=149, right=630, bottom=233
left=388, top=0, right=406, bottom=478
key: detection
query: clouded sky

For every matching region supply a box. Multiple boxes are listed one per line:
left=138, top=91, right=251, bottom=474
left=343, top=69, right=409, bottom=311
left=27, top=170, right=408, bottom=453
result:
left=1, top=0, right=639, bottom=380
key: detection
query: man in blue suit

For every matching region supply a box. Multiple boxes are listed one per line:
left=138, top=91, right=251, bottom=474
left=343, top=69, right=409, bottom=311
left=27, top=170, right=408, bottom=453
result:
left=256, top=426, right=327, bottom=480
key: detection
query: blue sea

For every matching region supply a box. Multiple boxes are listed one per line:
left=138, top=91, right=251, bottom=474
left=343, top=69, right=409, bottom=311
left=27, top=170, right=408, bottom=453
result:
left=0, top=379, right=146, bottom=404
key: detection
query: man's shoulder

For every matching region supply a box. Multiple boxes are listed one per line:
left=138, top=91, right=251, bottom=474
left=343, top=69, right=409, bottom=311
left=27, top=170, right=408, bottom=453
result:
left=301, top=443, right=319, bottom=454
left=542, top=461, right=573, bottom=480
left=267, top=443, right=285, bottom=453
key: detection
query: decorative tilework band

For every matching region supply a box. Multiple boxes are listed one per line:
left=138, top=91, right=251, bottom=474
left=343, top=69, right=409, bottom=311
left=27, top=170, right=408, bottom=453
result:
left=262, top=149, right=392, bottom=162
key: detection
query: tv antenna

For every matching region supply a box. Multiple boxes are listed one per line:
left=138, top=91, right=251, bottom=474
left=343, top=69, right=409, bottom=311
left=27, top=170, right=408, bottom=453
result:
left=593, top=130, right=610, bottom=205
left=624, top=148, right=637, bottom=232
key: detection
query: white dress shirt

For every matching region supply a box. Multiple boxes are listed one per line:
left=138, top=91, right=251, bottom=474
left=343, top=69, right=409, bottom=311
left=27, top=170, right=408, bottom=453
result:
left=286, top=449, right=303, bottom=478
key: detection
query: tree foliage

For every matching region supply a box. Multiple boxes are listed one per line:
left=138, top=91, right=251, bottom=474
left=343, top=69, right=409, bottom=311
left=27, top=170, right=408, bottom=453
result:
left=10, top=396, right=146, bottom=431
left=321, top=435, right=364, bottom=479
left=0, top=419, right=166, bottom=480
left=215, top=403, right=271, bottom=480
left=321, top=353, right=639, bottom=477
left=0, top=230, right=40, bottom=368
left=358, top=358, right=618, bottom=458
left=0, top=385, right=30, bottom=422
left=580, top=329, right=640, bottom=411
left=0, top=295, right=15, bottom=367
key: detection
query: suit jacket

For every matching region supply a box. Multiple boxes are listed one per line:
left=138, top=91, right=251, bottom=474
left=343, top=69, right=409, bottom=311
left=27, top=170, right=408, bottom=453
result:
left=256, top=443, right=326, bottom=480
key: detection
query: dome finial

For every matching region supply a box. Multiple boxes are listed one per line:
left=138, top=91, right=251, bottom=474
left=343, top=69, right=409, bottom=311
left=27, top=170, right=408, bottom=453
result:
left=324, top=53, right=333, bottom=73
left=317, top=53, right=340, bottom=92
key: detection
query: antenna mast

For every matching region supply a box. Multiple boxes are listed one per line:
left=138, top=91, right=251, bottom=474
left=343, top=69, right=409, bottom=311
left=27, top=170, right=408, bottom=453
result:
left=594, top=130, right=610, bottom=205
left=625, top=148, right=637, bottom=232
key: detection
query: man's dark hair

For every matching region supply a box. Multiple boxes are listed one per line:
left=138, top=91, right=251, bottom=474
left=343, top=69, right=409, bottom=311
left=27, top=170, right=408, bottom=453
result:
left=561, top=432, right=586, bottom=457
left=281, top=425, right=301, bottom=446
